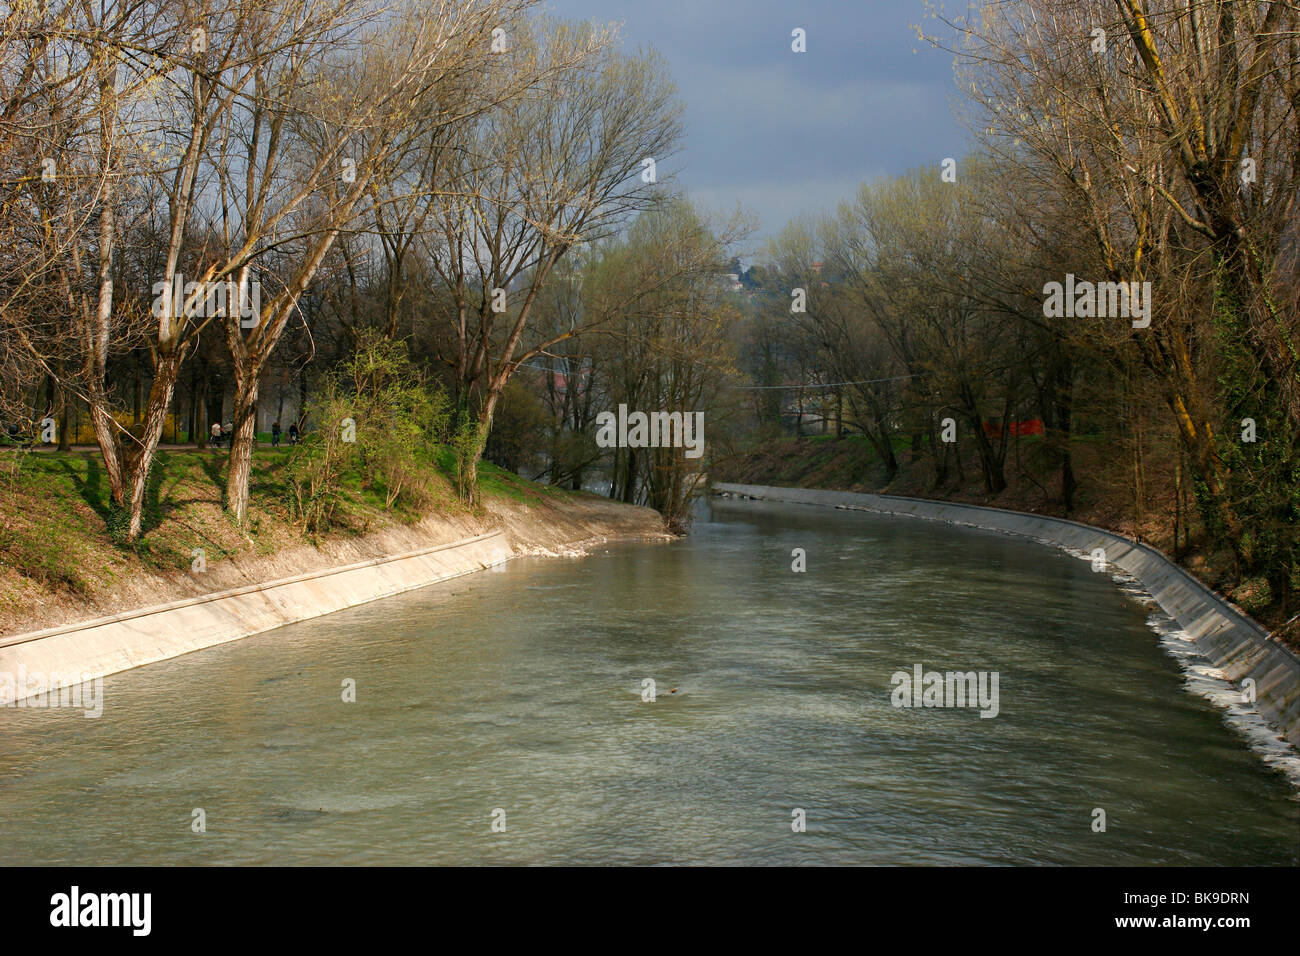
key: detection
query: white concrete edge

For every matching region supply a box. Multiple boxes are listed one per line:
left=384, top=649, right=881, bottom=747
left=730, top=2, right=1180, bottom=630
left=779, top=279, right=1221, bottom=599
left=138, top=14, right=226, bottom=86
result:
left=0, top=529, right=514, bottom=705
left=0, top=529, right=507, bottom=650
left=712, top=482, right=1300, bottom=749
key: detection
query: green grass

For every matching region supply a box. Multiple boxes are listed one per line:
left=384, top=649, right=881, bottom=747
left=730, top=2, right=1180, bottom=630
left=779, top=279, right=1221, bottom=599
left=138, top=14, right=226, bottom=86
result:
left=1, top=439, right=584, bottom=630
left=4, top=441, right=564, bottom=557
left=478, top=460, right=545, bottom=502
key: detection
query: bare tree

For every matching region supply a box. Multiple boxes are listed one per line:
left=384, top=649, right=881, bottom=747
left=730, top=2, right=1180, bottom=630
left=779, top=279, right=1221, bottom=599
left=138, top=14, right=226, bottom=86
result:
left=422, top=17, right=682, bottom=498
left=216, top=0, right=536, bottom=522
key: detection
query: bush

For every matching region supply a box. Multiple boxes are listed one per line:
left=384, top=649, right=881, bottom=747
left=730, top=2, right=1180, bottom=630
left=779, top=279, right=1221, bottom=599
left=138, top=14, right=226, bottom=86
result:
left=1230, top=577, right=1273, bottom=614
left=284, top=331, right=450, bottom=530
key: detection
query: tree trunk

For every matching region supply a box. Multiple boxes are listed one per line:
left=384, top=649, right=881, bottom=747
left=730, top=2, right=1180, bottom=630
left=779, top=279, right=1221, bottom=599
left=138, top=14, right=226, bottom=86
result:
left=132, top=353, right=142, bottom=425
left=931, top=426, right=949, bottom=489
left=208, top=381, right=224, bottom=442
left=970, top=423, right=1006, bottom=495
left=455, top=391, right=498, bottom=504
left=87, top=386, right=126, bottom=507
left=1050, top=352, right=1076, bottom=511
left=225, top=372, right=260, bottom=522
left=621, top=447, right=638, bottom=504
left=608, top=447, right=623, bottom=499
left=876, top=427, right=899, bottom=482
left=123, top=350, right=186, bottom=541
left=188, top=359, right=202, bottom=446
left=56, top=382, right=71, bottom=452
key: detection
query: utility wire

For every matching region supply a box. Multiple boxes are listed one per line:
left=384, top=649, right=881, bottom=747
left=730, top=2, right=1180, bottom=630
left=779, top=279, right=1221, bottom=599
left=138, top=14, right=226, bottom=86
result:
left=728, top=373, right=922, bottom=390
left=514, top=363, right=921, bottom=391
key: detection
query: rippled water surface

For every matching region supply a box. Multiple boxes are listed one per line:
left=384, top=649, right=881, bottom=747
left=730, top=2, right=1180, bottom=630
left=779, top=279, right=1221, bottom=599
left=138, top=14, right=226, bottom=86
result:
left=2, top=498, right=1296, bottom=865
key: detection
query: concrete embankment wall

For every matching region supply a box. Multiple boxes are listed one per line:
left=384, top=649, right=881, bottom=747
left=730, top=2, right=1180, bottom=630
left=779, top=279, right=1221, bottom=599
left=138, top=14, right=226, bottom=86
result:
left=0, top=530, right=513, bottom=701
left=713, top=482, right=1300, bottom=747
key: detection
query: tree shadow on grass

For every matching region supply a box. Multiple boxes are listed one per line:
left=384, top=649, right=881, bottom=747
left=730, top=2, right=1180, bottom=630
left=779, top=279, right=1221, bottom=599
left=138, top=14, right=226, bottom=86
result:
left=139, top=459, right=171, bottom=538
left=54, top=452, right=212, bottom=550
left=54, top=455, right=111, bottom=525
left=248, top=448, right=296, bottom=506
left=140, top=451, right=234, bottom=543
left=153, top=451, right=225, bottom=510
left=196, top=451, right=229, bottom=506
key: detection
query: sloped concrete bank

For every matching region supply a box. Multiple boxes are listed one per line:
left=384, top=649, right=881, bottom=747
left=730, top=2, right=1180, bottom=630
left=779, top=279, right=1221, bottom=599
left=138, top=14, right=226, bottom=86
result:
left=713, top=482, right=1300, bottom=748
left=0, top=531, right=514, bottom=703
left=0, top=490, right=668, bottom=705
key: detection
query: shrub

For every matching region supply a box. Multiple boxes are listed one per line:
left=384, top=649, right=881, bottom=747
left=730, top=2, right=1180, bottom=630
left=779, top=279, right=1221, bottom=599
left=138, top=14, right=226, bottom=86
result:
left=284, top=331, right=451, bottom=530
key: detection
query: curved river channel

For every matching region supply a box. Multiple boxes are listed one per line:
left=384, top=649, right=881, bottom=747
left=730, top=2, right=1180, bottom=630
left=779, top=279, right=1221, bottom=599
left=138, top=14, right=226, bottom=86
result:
left=1, top=497, right=1297, bottom=865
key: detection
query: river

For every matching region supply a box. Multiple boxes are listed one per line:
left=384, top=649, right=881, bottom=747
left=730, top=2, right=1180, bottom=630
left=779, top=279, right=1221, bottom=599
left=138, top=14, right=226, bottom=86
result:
left=1, top=497, right=1296, bottom=865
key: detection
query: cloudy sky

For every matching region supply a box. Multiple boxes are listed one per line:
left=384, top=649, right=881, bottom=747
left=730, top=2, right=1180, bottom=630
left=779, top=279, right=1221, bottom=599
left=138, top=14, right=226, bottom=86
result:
left=543, top=0, right=972, bottom=247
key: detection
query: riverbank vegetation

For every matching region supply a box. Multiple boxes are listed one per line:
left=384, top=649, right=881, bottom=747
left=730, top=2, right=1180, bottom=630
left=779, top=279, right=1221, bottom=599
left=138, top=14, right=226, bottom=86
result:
left=711, top=3, right=1299, bottom=641
left=1, top=1, right=1296, bottom=641
left=0, top=405, right=575, bottom=632
left=0, top=0, right=742, bottom=541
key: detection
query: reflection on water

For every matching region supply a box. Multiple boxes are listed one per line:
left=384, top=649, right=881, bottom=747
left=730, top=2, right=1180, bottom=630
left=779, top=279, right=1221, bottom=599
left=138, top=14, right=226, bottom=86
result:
left=1, top=498, right=1296, bottom=865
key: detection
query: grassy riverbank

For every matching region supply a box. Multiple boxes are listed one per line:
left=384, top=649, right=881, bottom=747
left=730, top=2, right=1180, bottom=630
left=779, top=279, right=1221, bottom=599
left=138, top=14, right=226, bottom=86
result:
left=0, top=446, right=667, bottom=638
left=714, top=433, right=1299, bottom=649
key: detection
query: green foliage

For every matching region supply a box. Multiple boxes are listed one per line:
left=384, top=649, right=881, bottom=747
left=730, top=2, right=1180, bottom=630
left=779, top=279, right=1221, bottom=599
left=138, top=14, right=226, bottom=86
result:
left=1210, top=260, right=1300, bottom=603
left=103, top=502, right=132, bottom=544
left=476, top=460, right=539, bottom=502
left=1231, top=577, right=1274, bottom=615
left=485, top=379, right=551, bottom=476
left=451, top=417, right=487, bottom=501
left=284, top=331, right=451, bottom=531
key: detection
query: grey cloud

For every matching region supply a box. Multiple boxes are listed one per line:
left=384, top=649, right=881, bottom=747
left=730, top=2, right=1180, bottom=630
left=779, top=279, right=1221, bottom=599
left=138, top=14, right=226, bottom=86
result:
left=545, top=0, right=968, bottom=236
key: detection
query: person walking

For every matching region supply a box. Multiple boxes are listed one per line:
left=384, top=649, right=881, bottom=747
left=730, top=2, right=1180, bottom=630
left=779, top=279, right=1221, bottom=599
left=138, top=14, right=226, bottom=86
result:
left=209, top=421, right=222, bottom=449
left=272, top=421, right=281, bottom=447
left=288, top=422, right=299, bottom=446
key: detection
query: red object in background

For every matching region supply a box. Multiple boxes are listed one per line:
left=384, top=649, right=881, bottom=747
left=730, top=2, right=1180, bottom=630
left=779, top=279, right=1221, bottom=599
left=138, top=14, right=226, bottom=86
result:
left=982, top=419, right=1044, bottom=438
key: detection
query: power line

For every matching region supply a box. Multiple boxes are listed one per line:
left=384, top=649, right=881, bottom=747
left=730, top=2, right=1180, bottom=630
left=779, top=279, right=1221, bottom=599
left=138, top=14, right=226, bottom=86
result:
left=729, top=373, right=922, bottom=390
left=514, top=363, right=921, bottom=391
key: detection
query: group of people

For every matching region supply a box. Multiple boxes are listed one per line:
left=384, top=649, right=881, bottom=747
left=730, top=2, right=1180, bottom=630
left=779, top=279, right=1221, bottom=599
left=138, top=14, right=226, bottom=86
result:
left=271, top=421, right=299, bottom=447
left=208, top=421, right=298, bottom=449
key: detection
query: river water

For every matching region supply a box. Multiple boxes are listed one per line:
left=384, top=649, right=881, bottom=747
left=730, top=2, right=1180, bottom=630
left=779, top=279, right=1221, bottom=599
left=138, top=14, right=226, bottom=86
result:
left=1, top=497, right=1296, bottom=865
